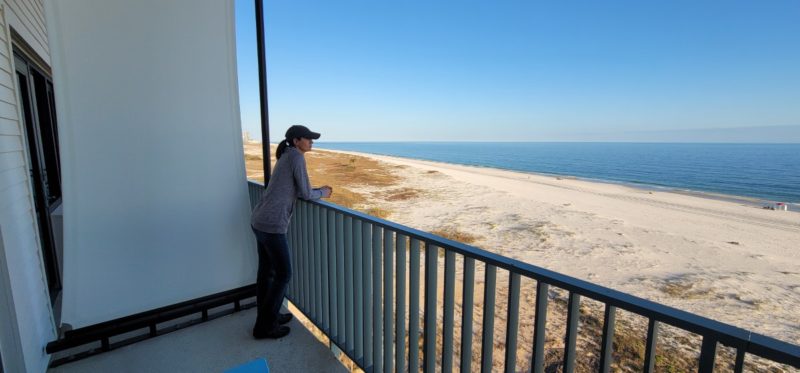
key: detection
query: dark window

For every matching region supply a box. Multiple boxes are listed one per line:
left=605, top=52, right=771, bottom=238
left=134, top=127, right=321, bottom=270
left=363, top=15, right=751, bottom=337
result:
left=14, top=51, right=62, bottom=303
left=32, top=71, right=61, bottom=203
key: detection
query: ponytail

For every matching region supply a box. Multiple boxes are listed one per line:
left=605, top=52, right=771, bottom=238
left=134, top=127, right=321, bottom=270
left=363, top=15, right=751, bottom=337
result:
left=276, top=138, right=294, bottom=159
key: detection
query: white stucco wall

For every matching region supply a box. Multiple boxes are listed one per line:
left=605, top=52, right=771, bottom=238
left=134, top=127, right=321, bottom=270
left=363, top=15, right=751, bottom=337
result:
left=46, top=0, right=255, bottom=328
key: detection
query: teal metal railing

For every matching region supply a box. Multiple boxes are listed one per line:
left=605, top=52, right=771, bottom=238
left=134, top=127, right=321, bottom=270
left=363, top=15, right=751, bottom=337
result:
left=248, top=181, right=799, bottom=373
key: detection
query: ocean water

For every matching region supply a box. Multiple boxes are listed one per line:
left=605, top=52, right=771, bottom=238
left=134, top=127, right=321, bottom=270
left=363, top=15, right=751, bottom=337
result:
left=317, top=142, right=800, bottom=204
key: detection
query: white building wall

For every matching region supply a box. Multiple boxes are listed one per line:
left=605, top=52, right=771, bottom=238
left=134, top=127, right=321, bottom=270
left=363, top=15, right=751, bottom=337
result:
left=0, top=1, right=56, bottom=372
left=47, top=0, right=254, bottom=329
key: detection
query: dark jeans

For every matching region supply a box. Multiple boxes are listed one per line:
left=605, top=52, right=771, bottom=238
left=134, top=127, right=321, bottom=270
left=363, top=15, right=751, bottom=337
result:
left=252, top=228, right=291, bottom=332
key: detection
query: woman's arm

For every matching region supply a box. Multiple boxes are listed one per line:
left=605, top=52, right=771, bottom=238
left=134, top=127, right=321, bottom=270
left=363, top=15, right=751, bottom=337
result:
left=292, top=152, right=325, bottom=200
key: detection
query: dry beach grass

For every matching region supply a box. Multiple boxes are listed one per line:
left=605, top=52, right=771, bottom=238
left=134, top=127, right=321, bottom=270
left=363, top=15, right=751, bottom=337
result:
left=244, top=142, right=799, bottom=372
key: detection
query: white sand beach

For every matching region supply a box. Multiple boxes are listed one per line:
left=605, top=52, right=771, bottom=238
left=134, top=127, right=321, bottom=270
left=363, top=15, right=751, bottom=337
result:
left=314, top=148, right=800, bottom=347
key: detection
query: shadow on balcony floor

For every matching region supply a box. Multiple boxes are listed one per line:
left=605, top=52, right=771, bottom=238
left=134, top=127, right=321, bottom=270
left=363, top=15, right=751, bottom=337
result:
left=47, top=307, right=348, bottom=373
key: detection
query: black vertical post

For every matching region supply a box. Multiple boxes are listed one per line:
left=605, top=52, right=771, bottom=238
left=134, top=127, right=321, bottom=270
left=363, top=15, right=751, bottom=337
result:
left=254, top=0, right=271, bottom=185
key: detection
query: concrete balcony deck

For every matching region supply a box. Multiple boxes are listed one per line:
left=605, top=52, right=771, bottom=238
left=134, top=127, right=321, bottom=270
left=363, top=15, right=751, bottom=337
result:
left=48, top=307, right=347, bottom=373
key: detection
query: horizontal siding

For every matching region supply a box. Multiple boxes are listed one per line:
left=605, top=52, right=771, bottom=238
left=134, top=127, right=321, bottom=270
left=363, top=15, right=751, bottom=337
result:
left=0, top=80, right=17, bottom=99
left=0, top=207, right=36, bottom=257
left=8, top=0, right=46, bottom=48
left=0, top=60, right=13, bottom=80
left=0, top=177, right=28, bottom=211
left=0, top=98, right=15, bottom=118
left=0, top=36, right=9, bottom=60
left=3, top=223, right=39, bottom=289
left=0, top=84, right=14, bottom=104
left=3, top=0, right=49, bottom=64
left=0, top=164, right=25, bottom=190
left=12, top=0, right=45, bottom=42
left=0, top=209, right=38, bottom=279
left=0, top=149, right=22, bottom=168
left=0, top=117, right=18, bottom=135
left=0, top=53, right=10, bottom=75
left=0, top=4, right=11, bottom=103
left=0, top=67, right=13, bottom=90
left=0, top=134, right=22, bottom=152
left=0, top=54, right=10, bottom=74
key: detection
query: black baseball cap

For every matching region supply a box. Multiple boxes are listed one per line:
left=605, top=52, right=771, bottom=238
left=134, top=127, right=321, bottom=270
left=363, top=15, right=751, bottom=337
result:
left=285, top=125, right=321, bottom=140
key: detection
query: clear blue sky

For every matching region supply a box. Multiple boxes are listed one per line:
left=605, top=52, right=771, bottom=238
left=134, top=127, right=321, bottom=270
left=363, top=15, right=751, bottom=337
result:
left=235, top=0, right=800, bottom=142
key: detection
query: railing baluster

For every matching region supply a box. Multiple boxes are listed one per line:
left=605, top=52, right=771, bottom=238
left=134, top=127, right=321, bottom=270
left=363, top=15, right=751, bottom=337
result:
left=443, top=250, right=456, bottom=373
left=734, top=348, right=745, bottom=373
left=327, top=210, right=338, bottom=341
left=504, top=272, right=521, bottom=373
left=563, top=292, right=580, bottom=373
left=305, top=202, right=313, bottom=315
left=297, top=206, right=303, bottom=304
left=300, top=202, right=308, bottom=312
left=291, top=203, right=299, bottom=306
left=320, top=206, right=329, bottom=333
left=599, top=305, right=616, bottom=373
left=409, top=238, right=421, bottom=373
left=383, top=229, right=394, bottom=373
left=698, top=337, right=717, bottom=373
left=308, top=204, right=315, bottom=319
left=481, top=264, right=497, bottom=373
left=344, top=216, right=354, bottom=355
left=296, top=206, right=302, bottom=301
left=373, top=225, right=384, bottom=373
left=424, top=244, right=439, bottom=373
left=363, top=222, right=373, bottom=370
left=353, top=220, right=364, bottom=365
left=396, top=234, right=408, bottom=373
left=643, top=319, right=659, bottom=373
left=287, top=210, right=295, bottom=300
left=336, top=213, right=345, bottom=347
left=532, top=282, right=549, bottom=373
left=298, top=202, right=305, bottom=313
left=310, top=203, right=316, bottom=318
left=314, top=205, right=322, bottom=323
left=461, top=257, right=476, bottom=373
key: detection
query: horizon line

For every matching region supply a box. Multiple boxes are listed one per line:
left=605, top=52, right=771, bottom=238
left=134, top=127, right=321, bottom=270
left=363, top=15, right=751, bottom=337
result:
left=248, top=140, right=800, bottom=145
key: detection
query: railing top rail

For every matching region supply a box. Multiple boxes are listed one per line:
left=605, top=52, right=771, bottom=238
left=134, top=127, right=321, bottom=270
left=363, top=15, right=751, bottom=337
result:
left=248, top=180, right=800, bottom=367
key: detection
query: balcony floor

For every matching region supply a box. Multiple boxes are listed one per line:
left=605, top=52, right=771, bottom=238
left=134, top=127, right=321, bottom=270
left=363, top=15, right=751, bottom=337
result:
left=48, top=307, right=348, bottom=373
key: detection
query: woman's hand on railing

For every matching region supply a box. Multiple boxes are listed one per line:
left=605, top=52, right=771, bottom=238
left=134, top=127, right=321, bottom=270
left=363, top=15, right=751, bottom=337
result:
left=320, top=185, right=333, bottom=198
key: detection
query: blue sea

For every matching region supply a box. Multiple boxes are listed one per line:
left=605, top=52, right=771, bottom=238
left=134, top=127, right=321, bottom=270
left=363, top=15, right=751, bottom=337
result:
left=317, top=142, right=800, bottom=204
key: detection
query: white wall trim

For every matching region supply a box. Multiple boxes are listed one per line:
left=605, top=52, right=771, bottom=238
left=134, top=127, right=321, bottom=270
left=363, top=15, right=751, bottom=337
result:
left=0, top=227, right=26, bottom=373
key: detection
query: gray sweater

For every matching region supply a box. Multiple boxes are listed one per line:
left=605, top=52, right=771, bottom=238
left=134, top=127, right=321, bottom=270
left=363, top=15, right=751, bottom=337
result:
left=251, top=147, right=323, bottom=234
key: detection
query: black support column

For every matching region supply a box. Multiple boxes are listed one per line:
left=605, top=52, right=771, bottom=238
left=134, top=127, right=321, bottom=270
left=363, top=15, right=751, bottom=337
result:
left=255, top=0, right=271, bottom=185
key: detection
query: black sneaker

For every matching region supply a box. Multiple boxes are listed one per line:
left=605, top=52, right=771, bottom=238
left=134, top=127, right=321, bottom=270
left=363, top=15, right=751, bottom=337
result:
left=253, top=325, right=291, bottom=339
left=278, top=313, right=293, bottom=325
